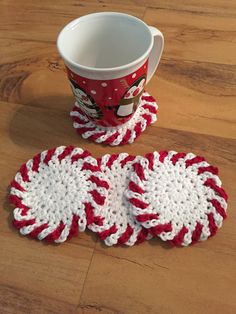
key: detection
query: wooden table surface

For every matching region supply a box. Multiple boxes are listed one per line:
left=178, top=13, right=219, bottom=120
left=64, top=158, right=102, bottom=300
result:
left=0, top=1, right=236, bottom=313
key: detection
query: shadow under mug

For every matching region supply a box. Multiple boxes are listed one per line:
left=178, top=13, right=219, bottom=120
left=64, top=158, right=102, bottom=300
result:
left=57, top=12, right=164, bottom=127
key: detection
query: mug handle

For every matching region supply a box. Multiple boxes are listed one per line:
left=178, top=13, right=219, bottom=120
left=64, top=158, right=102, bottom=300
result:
left=147, top=26, right=164, bottom=84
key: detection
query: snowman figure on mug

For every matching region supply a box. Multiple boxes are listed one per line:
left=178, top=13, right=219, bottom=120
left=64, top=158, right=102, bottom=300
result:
left=69, top=79, right=103, bottom=120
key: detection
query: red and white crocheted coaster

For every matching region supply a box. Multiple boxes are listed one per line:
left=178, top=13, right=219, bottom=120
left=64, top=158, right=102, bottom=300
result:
left=126, top=151, right=228, bottom=246
left=87, top=153, right=151, bottom=246
left=70, top=92, right=157, bottom=146
left=9, top=146, right=109, bottom=243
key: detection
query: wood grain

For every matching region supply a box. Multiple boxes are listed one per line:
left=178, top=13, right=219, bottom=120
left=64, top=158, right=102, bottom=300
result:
left=0, top=0, right=145, bottom=41
left=0, top=1, right=236, bottom=313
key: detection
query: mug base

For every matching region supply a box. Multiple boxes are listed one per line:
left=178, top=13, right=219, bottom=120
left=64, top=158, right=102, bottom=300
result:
left=70, top=92, right=158, bottom=146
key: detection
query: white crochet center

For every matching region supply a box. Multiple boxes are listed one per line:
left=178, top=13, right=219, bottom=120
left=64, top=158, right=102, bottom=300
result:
left=133, top=152, right=226, bottom=244
left=12, top=148, right=105, bottom=242
left=22, top=161, right=89, bottom=226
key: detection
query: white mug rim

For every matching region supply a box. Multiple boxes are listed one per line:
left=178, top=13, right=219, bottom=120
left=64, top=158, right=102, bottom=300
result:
left=57, top=12, right=153, bottom=73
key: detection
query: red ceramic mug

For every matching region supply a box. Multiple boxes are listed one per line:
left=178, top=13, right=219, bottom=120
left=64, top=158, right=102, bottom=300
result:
left=57, top=12, right=164, bottom=127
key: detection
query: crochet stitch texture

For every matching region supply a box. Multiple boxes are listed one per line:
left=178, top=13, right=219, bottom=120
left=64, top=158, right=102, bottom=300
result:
left=70, top=92, right=157, bottom=146
left=9, top=146, right=109, bottom=243
left=9, top=147, right=228, bottom=246
left=88, top=153, right=151, bottom=246
left=126, top=151, right=228, bottom=246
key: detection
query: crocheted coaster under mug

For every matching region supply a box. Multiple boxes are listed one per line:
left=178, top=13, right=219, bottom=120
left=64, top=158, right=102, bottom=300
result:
left=70, top=92, right=158, bottom=146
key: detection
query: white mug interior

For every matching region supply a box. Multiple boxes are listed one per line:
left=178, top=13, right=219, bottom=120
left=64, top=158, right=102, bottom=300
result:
left=57, top=12, right=153, bottom=70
